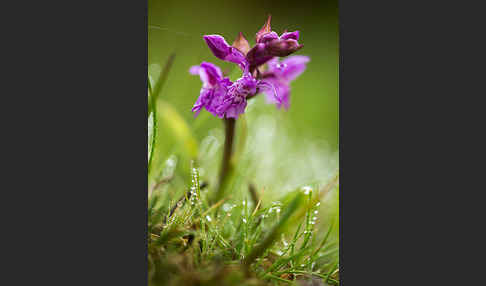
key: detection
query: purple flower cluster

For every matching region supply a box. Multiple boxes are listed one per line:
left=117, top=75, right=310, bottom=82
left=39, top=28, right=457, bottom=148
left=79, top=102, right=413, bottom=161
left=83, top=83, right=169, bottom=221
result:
left=190, top=16, right=310, bottom=119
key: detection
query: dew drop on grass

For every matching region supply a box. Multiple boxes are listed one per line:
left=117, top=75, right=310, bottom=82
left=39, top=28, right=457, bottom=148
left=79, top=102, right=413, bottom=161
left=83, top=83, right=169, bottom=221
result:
left=242, top=218, right=247, bottom=223
left=316, top=202, right=321, bottom=206
left=222, top=203, right=232, bottom=212
left=302, top=186, right=312, bottom=195
left=206, top=215, right=212, bottom=222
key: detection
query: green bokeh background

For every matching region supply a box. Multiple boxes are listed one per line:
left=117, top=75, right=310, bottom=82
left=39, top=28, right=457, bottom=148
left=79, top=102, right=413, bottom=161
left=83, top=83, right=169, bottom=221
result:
left=149, top=0, right=338, bottom=199
left=149, top=0, right=338, bottom=145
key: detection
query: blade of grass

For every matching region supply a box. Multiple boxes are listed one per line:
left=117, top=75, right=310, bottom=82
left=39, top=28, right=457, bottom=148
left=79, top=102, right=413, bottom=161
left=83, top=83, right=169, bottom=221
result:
left=324, top=260, right=339, bottom=284
left=148, top=53, right=176, bottom=176
left=243, top=192, right=305, bottom=272
left=311, top=220, right=335, bottom=259
left=288, top=174, right=339, bottom=228
left=151, top=53, right=175, bottom=105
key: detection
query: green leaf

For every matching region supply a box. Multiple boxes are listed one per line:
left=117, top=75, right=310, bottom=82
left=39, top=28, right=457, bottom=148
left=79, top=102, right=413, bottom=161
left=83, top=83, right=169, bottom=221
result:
left=147, top=53, right=175, bottom=177
left=158, top=100, right=198, bottom=159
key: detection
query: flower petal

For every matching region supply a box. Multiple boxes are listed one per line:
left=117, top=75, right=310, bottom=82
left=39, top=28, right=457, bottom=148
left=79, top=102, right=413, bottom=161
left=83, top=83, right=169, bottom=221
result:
left=266, top=39, right=303, bottom=57
left=189, top=62, right=223, bottom=87
left=257, top=80, right=281, bottom=104
left=281, top=55, right=310, bottom=81
left=258, top=31, right=279, bottom=44
left=203, top=35, right=249, bottom=71
left=265, top=57, right=280, bottom=71
left=189, top=65, right=200, bottom=75
left=261, top=80, right=290, bottom=109
left=199, top=62, right=223, bottom=86
left=280, top=31, right=300, bottom=41
left=192, top=88, right=212, bottom=117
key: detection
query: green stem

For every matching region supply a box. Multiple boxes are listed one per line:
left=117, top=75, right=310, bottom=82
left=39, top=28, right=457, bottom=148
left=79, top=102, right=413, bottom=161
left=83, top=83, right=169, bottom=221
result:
left=214, top=118, right=235, bottom=202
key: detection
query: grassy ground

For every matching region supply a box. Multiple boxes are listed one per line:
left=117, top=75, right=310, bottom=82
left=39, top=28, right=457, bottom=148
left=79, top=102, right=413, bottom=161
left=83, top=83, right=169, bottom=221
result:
left=148, top=166, right=339, bottom=286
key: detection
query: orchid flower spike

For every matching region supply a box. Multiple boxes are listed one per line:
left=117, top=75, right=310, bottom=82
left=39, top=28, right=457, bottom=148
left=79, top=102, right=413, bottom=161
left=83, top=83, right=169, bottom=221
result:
left=190, top=16, right=308, bottom=118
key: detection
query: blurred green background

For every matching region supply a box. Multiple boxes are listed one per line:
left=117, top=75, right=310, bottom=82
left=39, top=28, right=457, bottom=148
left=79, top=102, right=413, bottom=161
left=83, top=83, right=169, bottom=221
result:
left=148, top=0, right=338, bottom=201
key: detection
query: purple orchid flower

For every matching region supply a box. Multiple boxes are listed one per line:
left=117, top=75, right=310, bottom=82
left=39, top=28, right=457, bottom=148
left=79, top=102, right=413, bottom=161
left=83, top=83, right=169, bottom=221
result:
left=190, top=15, right=306, bottom=118
left=260, top=55, right=310, bottom=109
left=191, top=35, right=278, bottom=119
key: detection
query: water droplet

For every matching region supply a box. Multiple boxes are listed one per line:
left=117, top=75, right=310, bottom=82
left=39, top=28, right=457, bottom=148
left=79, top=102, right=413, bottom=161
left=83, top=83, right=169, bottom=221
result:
left=316, top=202, right=321, bottom=206
left=242, top=218, right=247, bottom=223
left=206, top=215, right=212, bottom=222
left=302, top=186, right=312, bottom=195
left=314, top=210, right=318, bottom=214
left=222, top=203, right=233, bottom=212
